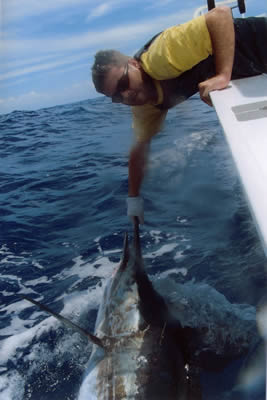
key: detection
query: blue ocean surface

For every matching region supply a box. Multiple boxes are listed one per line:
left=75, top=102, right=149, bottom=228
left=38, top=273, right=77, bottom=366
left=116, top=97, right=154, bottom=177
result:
left=0, top=95, right=266, bottom=399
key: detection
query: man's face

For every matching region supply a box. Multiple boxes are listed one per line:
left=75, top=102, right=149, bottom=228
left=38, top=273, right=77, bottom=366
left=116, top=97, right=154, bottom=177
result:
left=102, top=59, right=154, bottom=106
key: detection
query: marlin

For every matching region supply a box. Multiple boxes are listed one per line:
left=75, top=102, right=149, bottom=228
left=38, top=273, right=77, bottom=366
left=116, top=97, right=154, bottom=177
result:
left=23, top=219, right=200, bottom=399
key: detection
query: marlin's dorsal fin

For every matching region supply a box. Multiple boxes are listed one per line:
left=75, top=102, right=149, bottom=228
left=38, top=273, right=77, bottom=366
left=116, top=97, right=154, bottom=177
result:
left=22, top=295, right=105, bottom=349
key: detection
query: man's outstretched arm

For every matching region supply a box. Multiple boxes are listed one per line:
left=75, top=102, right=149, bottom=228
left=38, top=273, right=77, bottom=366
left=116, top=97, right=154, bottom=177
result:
left=128, top=140, right=150, bottom=197
left=199, top=6, right=235, bottom=105
left=127, top=140, right=150, bottom=223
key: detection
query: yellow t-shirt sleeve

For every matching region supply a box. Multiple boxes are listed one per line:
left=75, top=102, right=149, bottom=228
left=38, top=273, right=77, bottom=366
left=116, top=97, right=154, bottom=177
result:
left=140, top=15, right=213, bottom=80
left=131, top=104, right=167, bottom=142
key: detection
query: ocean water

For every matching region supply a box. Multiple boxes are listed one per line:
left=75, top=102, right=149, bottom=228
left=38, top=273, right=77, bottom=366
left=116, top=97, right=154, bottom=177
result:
left=0, top=95, right=266, bottom=400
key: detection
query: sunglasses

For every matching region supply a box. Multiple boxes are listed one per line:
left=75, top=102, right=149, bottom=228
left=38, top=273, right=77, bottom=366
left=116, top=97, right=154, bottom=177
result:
left=112, top=63, right=129, bottom=103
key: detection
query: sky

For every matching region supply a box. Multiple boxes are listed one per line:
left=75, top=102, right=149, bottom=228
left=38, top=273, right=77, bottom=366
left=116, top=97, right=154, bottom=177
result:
left=0, top=0, right=266, bottom=115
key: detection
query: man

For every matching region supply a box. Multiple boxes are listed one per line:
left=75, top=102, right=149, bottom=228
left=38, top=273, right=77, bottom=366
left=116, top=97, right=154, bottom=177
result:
left=92, top=7, right=267, bottom=223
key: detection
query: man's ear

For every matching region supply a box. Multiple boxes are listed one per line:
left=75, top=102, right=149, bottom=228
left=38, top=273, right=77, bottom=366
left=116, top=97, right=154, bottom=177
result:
left=128, top=58, right=141, bottom=70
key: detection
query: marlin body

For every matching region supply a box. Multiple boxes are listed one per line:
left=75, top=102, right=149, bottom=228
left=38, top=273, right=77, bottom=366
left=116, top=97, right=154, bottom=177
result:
left=24, top=221, right=198, bottom=399
left=78, top=221, right=192, bottom=400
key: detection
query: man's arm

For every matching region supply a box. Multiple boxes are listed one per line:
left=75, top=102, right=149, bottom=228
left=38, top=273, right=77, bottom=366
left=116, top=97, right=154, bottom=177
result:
left=128, top=105, right=166, bottom=222
left=128, top=140, right=150, bottom=197
left=199, top=6, right=235, bottom=105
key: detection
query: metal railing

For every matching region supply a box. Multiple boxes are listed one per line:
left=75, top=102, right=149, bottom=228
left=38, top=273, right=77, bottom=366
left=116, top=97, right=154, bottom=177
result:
left=193, top=0, right=246, bottom=17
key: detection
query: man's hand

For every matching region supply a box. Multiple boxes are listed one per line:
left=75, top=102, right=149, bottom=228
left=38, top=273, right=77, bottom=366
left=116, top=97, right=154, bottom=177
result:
left=198, top=74, right=230, bottom=106
left=127, top=196, right=144, bottom=224
left=201, top=6, right=235, bottom=106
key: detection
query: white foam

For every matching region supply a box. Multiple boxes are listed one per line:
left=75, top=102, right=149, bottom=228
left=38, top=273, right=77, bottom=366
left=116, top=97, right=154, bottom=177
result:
left=0, top=371, right=25, bottom=400
left=24, top=276, right=49, bottom=286
left=0, top=250, right=118, bottom=374
left=0, top=269, right=108, bottom=361
left=0, top=298, right=94, bottom=400
left=102, top=248, right=121, bottom=255
left=159, top=267, right=188, bottom=278
left=32, top=260, right=44, bottom=269
left=0, top=316, right=53, bottom=364
left=0, top=274, right=37, bottom=299
left=176, top=216, right=188, bottom=224
left=149, top=230, right=162, bottom=244
left=0, top=245, right=43, bottom=273
left=55, top=255, right=117, bottom=283
left=0, top=254, right=28, bottom=266
left=0, top=244, right=10, bottom=255
left=0, top=274, right=21, bottom=282
left=144, top=243, right=178, bottom=258
left=0, top=286, right=104, bottom=399
left=0, top=314, right=33, bottom=337
left=61, top=284, right=104, bottom=316
left=174, top=250, right=186, bottom=260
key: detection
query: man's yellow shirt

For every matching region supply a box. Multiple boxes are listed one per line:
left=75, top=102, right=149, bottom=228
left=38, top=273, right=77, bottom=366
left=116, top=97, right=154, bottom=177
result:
left=132, top=15, right=212, bottom=142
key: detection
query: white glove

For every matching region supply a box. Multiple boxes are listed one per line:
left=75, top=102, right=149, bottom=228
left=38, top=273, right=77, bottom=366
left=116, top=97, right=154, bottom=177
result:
left=127, top=196, right=144, bottom=224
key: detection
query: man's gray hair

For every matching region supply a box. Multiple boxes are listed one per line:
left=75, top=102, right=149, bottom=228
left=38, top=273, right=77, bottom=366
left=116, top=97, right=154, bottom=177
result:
left=92, top=50, right=130, bottom=93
